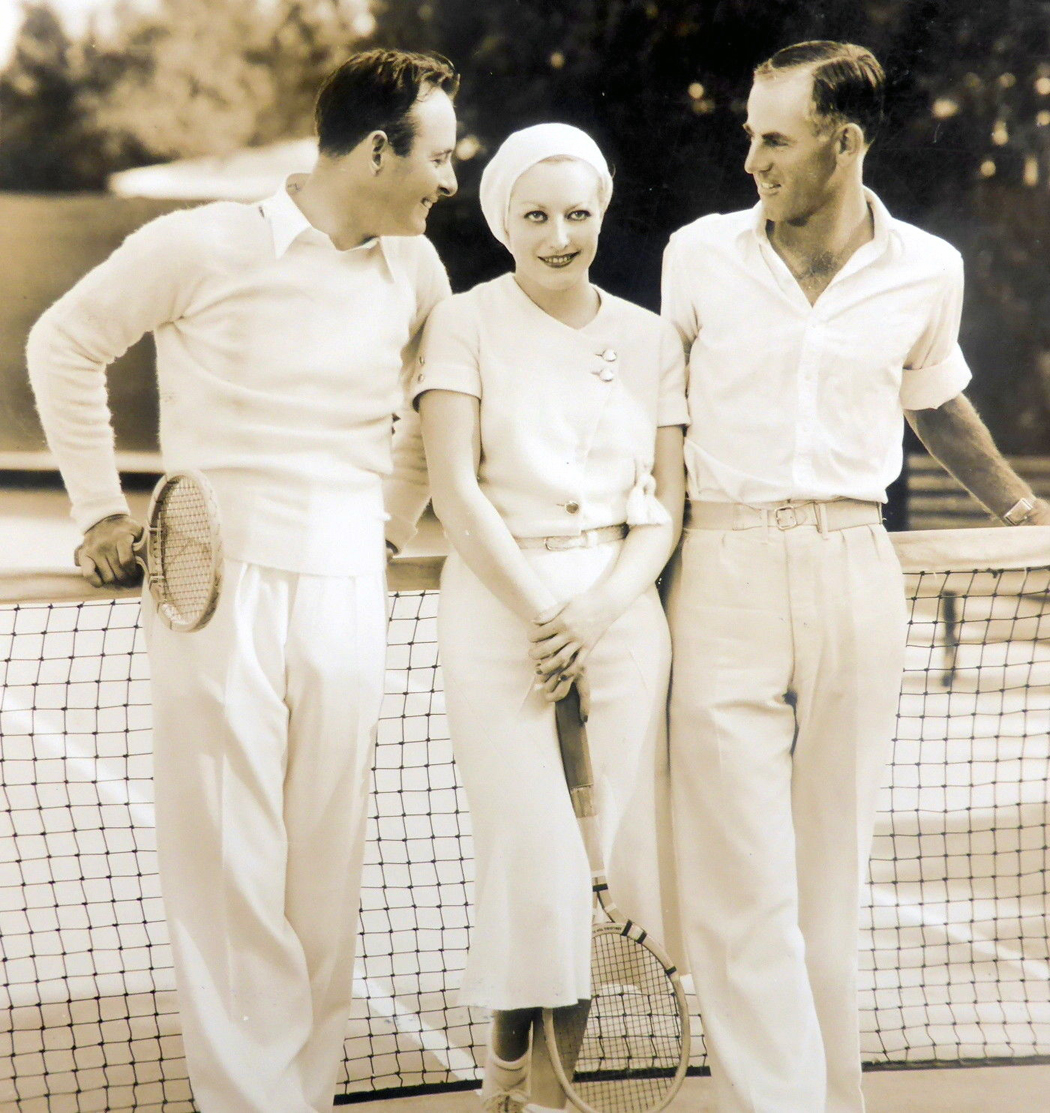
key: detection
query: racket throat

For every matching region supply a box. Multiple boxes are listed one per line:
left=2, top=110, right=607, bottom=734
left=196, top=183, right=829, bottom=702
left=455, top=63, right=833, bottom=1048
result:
left=591, top=874, right=626, bottom=925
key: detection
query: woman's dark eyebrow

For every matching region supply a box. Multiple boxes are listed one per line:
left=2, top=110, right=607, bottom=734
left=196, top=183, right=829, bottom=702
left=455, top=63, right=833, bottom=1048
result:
left=514, top=199, right=594, bottom=209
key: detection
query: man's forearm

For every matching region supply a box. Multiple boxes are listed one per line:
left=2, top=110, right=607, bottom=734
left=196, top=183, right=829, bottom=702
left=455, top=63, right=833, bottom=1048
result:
left=905, top=394, right=1044, bottom=521
left=26, top=309, right=130, bottom=532
left=27, top=210, right=196, bottom=533
left=383, top=406, right=430, bottom=553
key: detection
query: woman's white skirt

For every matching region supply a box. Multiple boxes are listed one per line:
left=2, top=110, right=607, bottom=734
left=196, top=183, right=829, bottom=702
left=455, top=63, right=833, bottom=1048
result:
left=438, top=539, right=677, bottom=1011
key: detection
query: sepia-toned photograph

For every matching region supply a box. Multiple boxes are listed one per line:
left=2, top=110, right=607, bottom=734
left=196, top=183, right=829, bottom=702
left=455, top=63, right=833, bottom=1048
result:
left=2, top=2, right=1048, bottom=1112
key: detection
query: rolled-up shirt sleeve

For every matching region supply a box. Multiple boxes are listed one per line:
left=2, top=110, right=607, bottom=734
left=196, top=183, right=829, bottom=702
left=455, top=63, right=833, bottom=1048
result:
left=26, top=210, right=203, bottom=532
left=384, top=237, right=453, bottom=554
left=656, top=318, right=690, bottom=427
left=900, top=248, right=972, bottom=410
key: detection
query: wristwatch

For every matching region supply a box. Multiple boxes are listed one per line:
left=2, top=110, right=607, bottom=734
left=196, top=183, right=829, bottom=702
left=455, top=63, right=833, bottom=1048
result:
left=1002, top=497, right=1036, bottom=526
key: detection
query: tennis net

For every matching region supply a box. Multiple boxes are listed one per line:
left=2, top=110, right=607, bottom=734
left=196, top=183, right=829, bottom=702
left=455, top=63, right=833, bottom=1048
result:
left=1, top=528, right=1048, bottom=1111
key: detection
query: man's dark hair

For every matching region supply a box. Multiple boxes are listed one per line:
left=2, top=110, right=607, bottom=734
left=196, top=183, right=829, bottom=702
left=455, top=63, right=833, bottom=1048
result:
left=755, top=41, right=885, bottom=144
left=315, top=49, right=459, bottom=158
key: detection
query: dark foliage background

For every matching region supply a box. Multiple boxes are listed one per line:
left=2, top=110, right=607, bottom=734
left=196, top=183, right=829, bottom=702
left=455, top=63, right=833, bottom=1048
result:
left=2, top=0, right=1048, bottom=452
left=366, top=0, right=1050, bottom=453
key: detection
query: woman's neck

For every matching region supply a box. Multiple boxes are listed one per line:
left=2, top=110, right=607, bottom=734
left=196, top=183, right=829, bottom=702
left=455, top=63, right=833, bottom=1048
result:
left=513, top=272, right=601, bottom=329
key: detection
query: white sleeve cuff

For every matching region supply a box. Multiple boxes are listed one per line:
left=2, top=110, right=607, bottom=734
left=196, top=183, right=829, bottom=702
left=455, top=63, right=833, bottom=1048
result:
left=76, top=495, right=133, bottom=534
left=657, top=397, right=691, bottom=427
left=900, top=345, right=972, bottom=410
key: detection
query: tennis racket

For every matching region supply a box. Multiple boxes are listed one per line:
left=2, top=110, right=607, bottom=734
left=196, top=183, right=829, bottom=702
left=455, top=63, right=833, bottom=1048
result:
left=77, top=470, right=223, bottom=632
left=542, top=685, right=690, bottom=1113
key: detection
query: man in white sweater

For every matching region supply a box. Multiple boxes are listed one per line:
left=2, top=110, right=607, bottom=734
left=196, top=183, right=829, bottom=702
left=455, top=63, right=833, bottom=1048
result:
left=27, top=49, right=458, bottom=1113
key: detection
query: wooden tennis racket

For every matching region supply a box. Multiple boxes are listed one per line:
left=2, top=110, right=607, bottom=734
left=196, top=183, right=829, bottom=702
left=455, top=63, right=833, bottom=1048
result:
left=542, top=685, right=690, bottom=1113
left=77, top=470, right=223, bottom=632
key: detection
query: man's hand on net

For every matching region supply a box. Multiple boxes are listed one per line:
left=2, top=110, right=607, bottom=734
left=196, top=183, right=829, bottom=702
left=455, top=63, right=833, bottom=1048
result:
left=75, top=515, right=143, bottom=588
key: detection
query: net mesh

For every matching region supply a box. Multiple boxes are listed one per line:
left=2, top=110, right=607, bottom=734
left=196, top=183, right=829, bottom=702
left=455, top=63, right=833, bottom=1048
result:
left=552, top=925, right=685, bottom=1113
left=862, top=560, right=1050, bottom=1063
left=1, top=537, right=1049, bottom=1111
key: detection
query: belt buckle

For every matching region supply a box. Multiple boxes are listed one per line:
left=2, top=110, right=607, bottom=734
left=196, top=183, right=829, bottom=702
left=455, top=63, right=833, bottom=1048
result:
left=774, top=505, right=800, bottom=530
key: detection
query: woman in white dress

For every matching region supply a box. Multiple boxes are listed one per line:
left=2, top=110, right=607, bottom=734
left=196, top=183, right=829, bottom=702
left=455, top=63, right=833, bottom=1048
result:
left=414, top=124, right=687, bottom=1113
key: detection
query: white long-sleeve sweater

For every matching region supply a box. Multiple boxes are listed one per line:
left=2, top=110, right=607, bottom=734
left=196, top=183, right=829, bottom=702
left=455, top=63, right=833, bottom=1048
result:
left=26, top=183, right=444, bottom=574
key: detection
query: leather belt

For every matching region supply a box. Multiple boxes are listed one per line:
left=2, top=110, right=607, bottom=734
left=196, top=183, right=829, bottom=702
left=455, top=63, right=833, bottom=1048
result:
left=516, top=524, right=629, bottom=550
left=685, top=499, right=882, bottom=532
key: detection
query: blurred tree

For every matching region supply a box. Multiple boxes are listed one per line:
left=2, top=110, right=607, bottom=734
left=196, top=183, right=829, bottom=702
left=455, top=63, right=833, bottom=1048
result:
left=260, top=0, right=376, bottom=142
left=92, top=0, right=372, bottom=159
left=0, top=0, right=1046, bottom=447
left=893, top=0, right=1050, bottom=451
left=91, top=0, right=279, bottom=159
left=0, top=0, right=372, bottom=174
left=0, top=2, right=110, bottom=189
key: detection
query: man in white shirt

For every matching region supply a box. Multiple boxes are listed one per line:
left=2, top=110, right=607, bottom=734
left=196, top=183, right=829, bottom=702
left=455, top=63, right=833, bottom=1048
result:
left=27, top=49, right=458, bottom=1113
left=661, top=40, right=1049, bottom=1113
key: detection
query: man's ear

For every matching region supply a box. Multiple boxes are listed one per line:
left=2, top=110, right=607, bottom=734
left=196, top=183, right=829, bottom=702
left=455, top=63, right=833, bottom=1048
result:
left=838, top=122, right=866, bottom=159
left=369, top=130, right=390, bottom=173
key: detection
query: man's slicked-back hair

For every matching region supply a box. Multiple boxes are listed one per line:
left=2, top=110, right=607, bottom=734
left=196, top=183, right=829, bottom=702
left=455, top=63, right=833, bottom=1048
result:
left=315, top=49, right=459, bottom=158
left=755, top=41, right=885, bottom=144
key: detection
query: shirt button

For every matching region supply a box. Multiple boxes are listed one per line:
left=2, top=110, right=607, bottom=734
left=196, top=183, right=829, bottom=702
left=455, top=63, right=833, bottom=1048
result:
left=601, top=348, right=617, bottom=362
left=565, top=501, right=580, bottom=514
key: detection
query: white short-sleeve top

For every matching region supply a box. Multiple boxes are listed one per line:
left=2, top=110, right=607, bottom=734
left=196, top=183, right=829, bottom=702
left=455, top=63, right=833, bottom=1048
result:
left=413, top=273, right=689, bottom=539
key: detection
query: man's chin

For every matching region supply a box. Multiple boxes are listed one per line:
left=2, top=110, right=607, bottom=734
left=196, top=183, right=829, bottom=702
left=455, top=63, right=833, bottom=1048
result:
left=377, top=210, right=430, bottom=238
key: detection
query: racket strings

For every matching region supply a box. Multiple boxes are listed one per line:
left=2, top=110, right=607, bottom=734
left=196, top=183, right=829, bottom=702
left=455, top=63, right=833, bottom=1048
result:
left=150, top=479, right=219, bottom=628
left=557, top=931, right=685, bottom=1113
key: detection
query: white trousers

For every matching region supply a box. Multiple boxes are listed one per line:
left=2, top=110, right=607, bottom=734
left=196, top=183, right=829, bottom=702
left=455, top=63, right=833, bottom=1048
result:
left=143, top=561, right=387, bottom=1113
left=664, top=521, right=907, bottom=1113
left=438, top=543, right=677, bottom=1010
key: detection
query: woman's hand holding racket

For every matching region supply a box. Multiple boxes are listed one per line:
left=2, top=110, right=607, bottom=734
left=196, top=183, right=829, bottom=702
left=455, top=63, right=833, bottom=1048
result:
left=530, top=586, right=626, bottom=705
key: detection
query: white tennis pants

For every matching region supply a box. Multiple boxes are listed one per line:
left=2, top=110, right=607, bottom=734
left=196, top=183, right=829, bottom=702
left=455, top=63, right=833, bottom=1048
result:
left=664, top=521, right=907, bottom=1113
left=143, top=561, right=387, bottom=1113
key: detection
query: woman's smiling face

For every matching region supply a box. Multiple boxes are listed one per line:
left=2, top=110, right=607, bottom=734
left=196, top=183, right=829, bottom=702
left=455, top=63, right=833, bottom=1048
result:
left=506, top=158, right=603, bottom=294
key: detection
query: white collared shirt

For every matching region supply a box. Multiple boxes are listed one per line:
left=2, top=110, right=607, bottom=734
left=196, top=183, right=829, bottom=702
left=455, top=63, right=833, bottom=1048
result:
left=27, top=181, right=449, bottom=572
left=413, top=274, right=688, bottom=537
left=661, top=188, right=971, bottom=505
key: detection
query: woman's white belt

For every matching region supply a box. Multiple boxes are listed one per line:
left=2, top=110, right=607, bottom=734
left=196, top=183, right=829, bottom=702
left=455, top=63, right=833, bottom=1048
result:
left=515, top=524, right=629, bottom=550
left=685, top=499, right=882, bottom=532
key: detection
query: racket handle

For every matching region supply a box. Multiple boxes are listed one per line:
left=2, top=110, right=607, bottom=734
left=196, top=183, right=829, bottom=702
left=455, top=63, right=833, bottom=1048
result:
left=555, top=685, right=595, bottom=820
left=132, top=530, right=149, bottom=579
left=578, top=813, right=606, bottom=881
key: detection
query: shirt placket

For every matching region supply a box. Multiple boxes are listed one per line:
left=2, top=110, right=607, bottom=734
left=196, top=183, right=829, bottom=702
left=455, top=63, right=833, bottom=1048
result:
left=757, top=237, right=822, bottom=496
left=793, top=313, right=823, bottom=491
